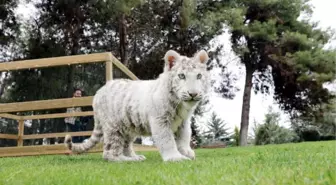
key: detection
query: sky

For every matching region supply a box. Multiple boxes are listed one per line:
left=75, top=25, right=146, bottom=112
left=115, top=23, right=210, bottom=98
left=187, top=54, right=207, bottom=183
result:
left=13, top=0, right=336, bottom=136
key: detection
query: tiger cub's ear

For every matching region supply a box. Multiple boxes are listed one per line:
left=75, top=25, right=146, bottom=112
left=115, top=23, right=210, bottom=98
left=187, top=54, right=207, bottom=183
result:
left=164, top=50, right=181, bottom=71
left=195, top=50, right=209, bottom=64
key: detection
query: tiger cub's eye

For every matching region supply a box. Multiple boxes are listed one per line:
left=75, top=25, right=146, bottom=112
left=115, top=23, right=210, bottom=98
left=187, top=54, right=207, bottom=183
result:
left=178, top=74, right=186, bottom=79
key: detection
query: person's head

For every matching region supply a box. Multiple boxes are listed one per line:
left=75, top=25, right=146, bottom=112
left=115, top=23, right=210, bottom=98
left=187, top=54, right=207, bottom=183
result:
left=73, top=88, right=82, bottom=97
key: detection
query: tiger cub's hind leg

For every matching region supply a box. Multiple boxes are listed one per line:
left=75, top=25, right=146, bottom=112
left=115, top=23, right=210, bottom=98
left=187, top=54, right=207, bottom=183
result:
left=102, top=129, right=141, bottom=162
left=123, top=136, right=146, bottom=161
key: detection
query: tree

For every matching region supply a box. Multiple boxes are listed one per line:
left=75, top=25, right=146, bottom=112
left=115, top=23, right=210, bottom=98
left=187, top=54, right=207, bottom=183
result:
left=128, top=0, right=239, bottom=87
left=198, top=0, right=336, bottom=146
left=203, top=112, right=230, bottom=141
left=0, top=0, right=20, bottom=98
left=0, top=0, right=19, bottom=51
left=98, top=0, right=143, bottom=69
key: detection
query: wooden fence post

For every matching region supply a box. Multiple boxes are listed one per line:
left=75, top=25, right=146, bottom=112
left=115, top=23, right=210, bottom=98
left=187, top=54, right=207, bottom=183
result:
left=17, top=119, right=24, bottom=147
left=106, top=61, right=113, bottom=81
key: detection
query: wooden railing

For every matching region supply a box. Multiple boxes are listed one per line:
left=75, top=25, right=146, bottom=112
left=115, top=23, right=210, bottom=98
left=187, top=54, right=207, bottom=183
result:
left=0, top=52, right=153, bottom=157
left=0, top=112, right=94, bottom=146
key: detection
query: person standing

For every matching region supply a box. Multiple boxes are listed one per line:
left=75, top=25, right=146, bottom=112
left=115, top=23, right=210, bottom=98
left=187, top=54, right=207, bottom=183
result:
left=64, top=88, right=84, bottom=143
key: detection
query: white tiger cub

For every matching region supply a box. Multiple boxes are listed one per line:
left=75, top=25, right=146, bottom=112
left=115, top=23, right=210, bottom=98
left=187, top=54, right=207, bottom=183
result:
left=64, top=49, right=211, bottom=162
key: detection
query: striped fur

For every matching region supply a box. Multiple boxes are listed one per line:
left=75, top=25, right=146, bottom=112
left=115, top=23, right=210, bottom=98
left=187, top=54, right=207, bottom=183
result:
left=64, top=49, right=211, bottom=162
left=64, top=116, right=103, bottom=153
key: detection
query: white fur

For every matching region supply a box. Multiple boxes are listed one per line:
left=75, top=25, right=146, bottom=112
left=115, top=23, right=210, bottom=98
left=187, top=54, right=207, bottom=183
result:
left=65, top=49, right=211, bottom=162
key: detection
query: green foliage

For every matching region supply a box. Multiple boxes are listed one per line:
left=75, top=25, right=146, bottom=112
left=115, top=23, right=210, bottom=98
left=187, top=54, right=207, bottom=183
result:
left=190, top=117, right=202, bottom=148
left=180, top=0, right=196, bottom=30
left=254, top=123, right=299, bottom=145
left=319, top=99, right=336, bottom=135
left=0, top=0, right=20, bottom=99
left=300, top=126, right=321, bottom=141
left=291, top=96, right=336, bottom=141
left=0, top=0, right=19, bottom=48
left=0, top=142, right=335, bottom=185
left=232, top=126, right=240, bottom=146
left=114, top=0, right=143, bottom=14
left=0, top=118, right=17, bottom=147
left=254, top=107, right=299, bottom=145
left=190, top=98, right=211, bottom=147
left=246, top=20, right=278, bottom=41
left=203, top=112, right=230, bottom=141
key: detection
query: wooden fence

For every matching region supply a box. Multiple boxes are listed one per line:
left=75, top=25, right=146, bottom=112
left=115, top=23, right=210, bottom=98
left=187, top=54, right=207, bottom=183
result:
left=0, top=52, right=156, bottom=157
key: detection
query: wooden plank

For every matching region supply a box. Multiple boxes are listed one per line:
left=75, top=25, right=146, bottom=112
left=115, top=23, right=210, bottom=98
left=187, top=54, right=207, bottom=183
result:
left=0, top=96, right=93, bottom=113
left=0, top=52, right=112, bottom=72
left=0, top=150, right=80, bottom=157
left=0, top=143, right=103, bottom=157
left=0, top=134, right=19, bottom=140
left=0, top=113, right=21, bottom=120
left=111, top=56, right=139, bottom=80
left=23, top=131, right=93, bottom=140
left=22, top=111, right=94, bottom=120
left=17, top=119, right=24, bottom=146
left=0, top=143, right=157, bottom=157
left=106, top=61, right=113, bottom=81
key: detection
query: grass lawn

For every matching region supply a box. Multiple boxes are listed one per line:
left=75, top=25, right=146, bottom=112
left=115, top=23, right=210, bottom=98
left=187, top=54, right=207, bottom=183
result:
left=0, top=141, right=335, bottom=185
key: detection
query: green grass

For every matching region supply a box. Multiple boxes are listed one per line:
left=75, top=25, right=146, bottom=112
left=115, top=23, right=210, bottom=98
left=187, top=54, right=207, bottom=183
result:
left=0, top=141, right=335, bottom=185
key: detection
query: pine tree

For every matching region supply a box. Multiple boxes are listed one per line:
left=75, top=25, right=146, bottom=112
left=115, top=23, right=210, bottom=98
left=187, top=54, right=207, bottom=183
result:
left=204, top=112, right=230, bottom=141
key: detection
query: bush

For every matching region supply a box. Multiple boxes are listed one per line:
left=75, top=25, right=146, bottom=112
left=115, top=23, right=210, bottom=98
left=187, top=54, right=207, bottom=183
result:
left=300, top=128, right=321, bottom=141
left=254, top=107, right=299, bottom=145
left=254, top=123, right=299, bottom=145
left=292, top=125, right=333, bottom=142
left=232, top=126, right=240, bottom=146
left=320, top=135, right=336, bottom=141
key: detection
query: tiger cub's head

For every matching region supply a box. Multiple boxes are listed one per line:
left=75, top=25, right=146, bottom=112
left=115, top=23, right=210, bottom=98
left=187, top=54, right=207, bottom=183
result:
left=163, top=49, right=211, bottom=103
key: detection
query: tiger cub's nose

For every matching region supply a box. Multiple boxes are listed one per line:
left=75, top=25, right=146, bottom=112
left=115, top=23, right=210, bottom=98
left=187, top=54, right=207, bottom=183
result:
left=188, top=92, right=198, bottom=98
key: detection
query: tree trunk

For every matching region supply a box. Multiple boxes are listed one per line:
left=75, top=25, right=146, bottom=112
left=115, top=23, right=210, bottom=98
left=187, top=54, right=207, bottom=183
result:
left=239, top=66, right=254, bottom=146
left=66, top=30, right=79, bottom=97
left=0, top=72, right=9, bottom=99
left=66, top=65, right=75, bottom=97
left=119, top=13, right=127, bottom=66
left=113, top=13, right=128, bottom=79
